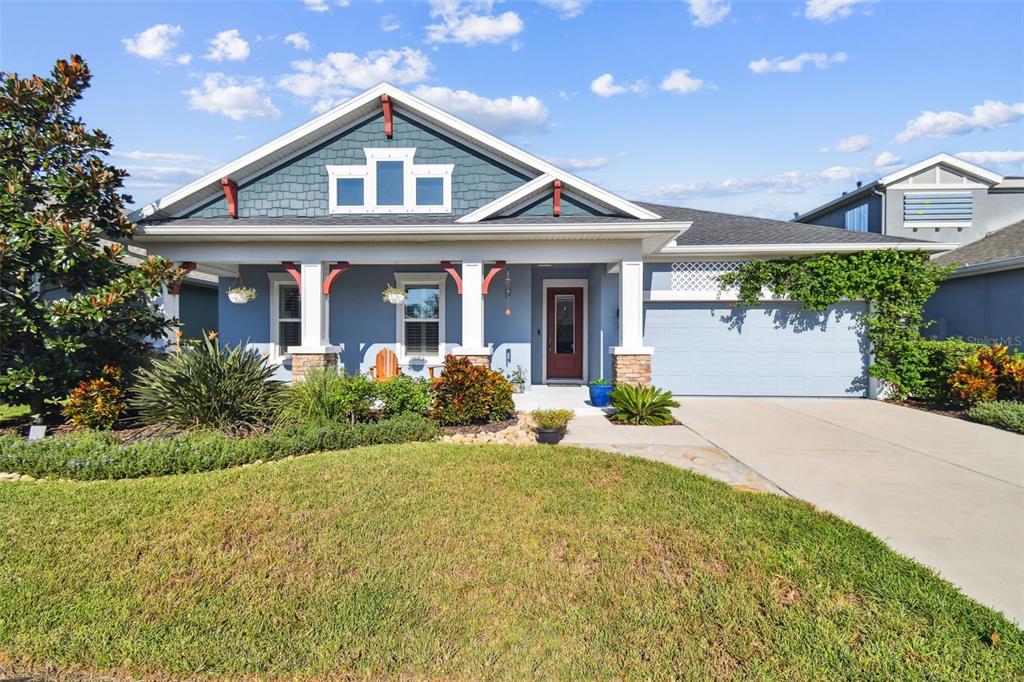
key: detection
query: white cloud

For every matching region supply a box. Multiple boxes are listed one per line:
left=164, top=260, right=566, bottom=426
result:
left=112, top=150, right=206, bottom=163
left=590, top=73, right=647, bottom=97
left=660, top=69, right=705, bottom=94
left=426, top=1, right=524, bottom=45
left=412, top=85, right=548, bottom=134
left=894, top=100, right=1024, bottom=143
left=541, top=156, right=608, bottom=170
left=284, top=32, right=311, bottom=51
left=184, top=73, right=281, bottom=121
left=175, top=54, right=192, bottom=65
left=278, top=48, right=432, bottom=113
left=121, top=165, right=207, bottom=180
left=381, top=14, right=401, bottom=32
left=804, top=0, right=875, bottom=22
left=122, top=24, right=184, bottom=61
left=303, top=0, right=349, bottom=11
left=205, top=29, right=250, bottom=62
left=686, top=0, right=730, bottom=27
left=748, top=51, right=847, bottom=74
left=954, top=150, right=1024, bottom=167
left=648, top=164, right=867, bottom=200
left=819, top=133, right=871, bottom=153
left=874, top=151, right=902, bottom=167
left=537, top=0, right=588, bottom=18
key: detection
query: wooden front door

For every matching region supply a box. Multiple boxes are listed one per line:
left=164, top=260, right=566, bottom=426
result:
left=546, top=287, right=583, bottom=380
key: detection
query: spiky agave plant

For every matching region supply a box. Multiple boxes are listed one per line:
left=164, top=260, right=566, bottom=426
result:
left=609, top=384, right=680, bottom=426
left=131, top=338, right=284, bottom=430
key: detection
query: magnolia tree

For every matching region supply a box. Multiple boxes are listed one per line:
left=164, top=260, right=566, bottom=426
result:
left=0, top=55, right=180, bottom=415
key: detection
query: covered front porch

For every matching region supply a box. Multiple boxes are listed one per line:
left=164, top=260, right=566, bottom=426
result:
left=158, top=250, right=653, bottom=387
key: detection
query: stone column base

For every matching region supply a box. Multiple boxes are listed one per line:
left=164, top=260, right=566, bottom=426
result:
left=611, top=354, right=652, bottom=386
left=291, top=352, right=339, bottom=383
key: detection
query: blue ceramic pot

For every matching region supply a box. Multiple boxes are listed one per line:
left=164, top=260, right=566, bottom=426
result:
left=589, top=383, right=613, bottom=407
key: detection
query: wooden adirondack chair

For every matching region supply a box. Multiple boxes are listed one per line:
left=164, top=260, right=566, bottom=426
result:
left=369, top=348, right=401, bottom=382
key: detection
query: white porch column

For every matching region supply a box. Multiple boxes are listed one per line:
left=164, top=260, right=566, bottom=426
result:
left=611, top=259, right=653, bottom=385
left=159, top=285, right=180, bottom=348
left=453, top=260, right=491, bottom=362
left=299, top=261, right=327, bottom=349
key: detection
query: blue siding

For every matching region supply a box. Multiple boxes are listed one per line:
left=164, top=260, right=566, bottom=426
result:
left=800, top=194, right=883, bottom=234
left=645, top=302, right=869, bottom=396
left=503, top=192, right=610, bottom=218
left=186, top=112, right=532, bottom=219
left=924, top=269, right=1024, bottom=352
left=485, top=264, right=532, bottom=384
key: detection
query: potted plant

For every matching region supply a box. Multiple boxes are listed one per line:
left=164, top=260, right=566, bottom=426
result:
left=505, top=365, right=527, bottom=393
left=531, top=408, right=574, bottom=445
left=226, top=286, right=256, bottom=304
left=382, top=285, right=406, bottom=304
left=588, top=378, right=613, bottom=407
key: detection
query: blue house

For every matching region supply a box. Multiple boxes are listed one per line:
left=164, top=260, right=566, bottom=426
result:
left=133, top=84, right=944, bottom=397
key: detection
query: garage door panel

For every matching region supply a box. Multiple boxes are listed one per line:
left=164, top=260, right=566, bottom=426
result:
left=645, top=302, right=868, bottom=397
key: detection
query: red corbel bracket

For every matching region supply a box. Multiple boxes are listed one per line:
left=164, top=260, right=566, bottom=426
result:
left=169, top=261, right=197, bottom=295
left=552, top=179, right=562, bottom=218
left=322, top=261, right=349, bottom=296
left=381, top=94, right=393, bottom=139
left=481, top=261, right=506, bottom=296
left=281, top=261, right=301, bottom=288
left=440, top=260, right=463, bottom=294
left=220, top=178, right=239, bottom=218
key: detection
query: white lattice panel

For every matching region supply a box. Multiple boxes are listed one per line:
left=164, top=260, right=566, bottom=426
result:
left=669, top=260, right=748, bottom=292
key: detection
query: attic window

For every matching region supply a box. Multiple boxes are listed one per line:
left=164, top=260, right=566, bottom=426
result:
left=327, top=148, right=453, bottom=215
left=903, top=191, right=972, bottom=228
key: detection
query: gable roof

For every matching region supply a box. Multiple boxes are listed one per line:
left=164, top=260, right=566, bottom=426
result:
left=933, top=219, right=1024, bottom=272
left=133, top=83, right=660, bottom=222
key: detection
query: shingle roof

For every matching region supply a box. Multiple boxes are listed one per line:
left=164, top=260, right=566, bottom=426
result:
left=933, top=220, right=1024, bottom=268
left=139, top=201, right=922, bottom=246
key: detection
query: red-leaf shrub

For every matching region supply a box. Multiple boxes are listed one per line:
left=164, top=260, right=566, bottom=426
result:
left=62, top=365, right=127, bottom=430
left=431, top=356, right=515, bottom=425
left=949, top=345, right=1024, bottom=406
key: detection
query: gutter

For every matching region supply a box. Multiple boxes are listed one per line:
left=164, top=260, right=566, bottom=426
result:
left=792, top=180, right=879, bottom=224
left=942, top=255, right=1024, bottom=279
left=655, top=241, right=959, bottom=257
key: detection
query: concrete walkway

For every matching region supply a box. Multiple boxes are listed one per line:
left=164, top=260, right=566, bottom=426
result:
left=673, top=397, right=1024, bottom=625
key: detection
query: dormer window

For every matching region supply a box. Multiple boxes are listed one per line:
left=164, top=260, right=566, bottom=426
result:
left=327, top=148, right=453, bottom=214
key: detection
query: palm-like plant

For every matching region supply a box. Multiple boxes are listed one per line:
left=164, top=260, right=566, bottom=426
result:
left=609, top=384, right=680, bottom=425
left=131, top=338, right=284, bottom=430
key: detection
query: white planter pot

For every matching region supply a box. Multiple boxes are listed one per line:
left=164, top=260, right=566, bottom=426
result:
left=228, top=292, right=252, bottom=304
left=386, top=293, right=406, bottom=304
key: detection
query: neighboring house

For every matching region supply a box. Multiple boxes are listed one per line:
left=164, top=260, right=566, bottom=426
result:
left=131, top=84, right=946, bottom=398
left=926, top=220, right=1024, bottom=351
left=794, top=154, right=1024, bottom=352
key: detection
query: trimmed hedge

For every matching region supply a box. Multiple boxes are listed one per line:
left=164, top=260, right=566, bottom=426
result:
left=967, top=401, right=1024, bottom=434
left=888, top=338, right=984, bottom=402
left=0, top=413, right=440, bottom=481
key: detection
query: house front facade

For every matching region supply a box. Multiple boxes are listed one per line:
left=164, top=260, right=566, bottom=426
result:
left=794, top=154, right=1024, bottom=351
left=133, top=84, right=947, bottom=397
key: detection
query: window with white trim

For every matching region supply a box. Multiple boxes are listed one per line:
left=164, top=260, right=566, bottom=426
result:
left=269, top=274, right=301, bottom=359
left=844, top=203, right=869, bottom=232
left=327, top=148, right=454, bottom=215
left=395, top=273, right=446, bottom=362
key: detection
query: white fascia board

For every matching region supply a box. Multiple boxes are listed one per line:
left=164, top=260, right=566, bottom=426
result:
left=133, top=83, right=660, bottom=222
left=457, top=174, right=554, bottom=223
left=880, top=153, right=1003, bottom=187
left=655, top=242, right=960, bottom=257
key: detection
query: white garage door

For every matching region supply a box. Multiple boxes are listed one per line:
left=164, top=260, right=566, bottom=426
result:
left=644, top=302, right=869, bottom=397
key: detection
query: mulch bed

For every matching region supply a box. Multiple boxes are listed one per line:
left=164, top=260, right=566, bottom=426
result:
left=0, top=418, right=184, bottom=443
left=888, top=398, right=970, bottom=422
left=442, top=418, right=518, bottom=436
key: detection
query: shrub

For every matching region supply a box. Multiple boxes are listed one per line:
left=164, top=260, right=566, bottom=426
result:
left=949, top=344, right=1024, bottom=406
left=0, top=413, right=440, bottom=481
left=131, top=338, right=284, bottom=430
left=61, top=365, right=127, bottom=430
left=278, top=369, right=376, bottom=426
left=377, top=375, right=432, bottom=418
left=966, top=401, right=1024, bottom=434
left=893, top=338, right=984, bottom=402
left=531, top=409, right=574, bottom=430
left=431, top=355, right=515, bottom=426
left=610, top=384, right=680, bottom=426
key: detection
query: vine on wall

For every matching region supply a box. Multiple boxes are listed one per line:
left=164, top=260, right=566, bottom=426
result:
left=718, top=250, right=953, bottom=396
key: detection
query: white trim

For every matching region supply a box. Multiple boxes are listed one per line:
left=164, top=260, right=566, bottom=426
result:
left=134, top=83, right=660, bottom=222
left=457, top=175, right=554, bottom=223
left=903, top=221, right=972, bottom=230
left=880, top=153, right=1002, bottom=187
left=394, top=272, right=447, bottom=365
left=609, top=346, right=653, bottom=356
left=541, top=278, right=588, bottom=384
left=268, top=272, right=300, bottom=362
left=655, top=242, right=958, bottom=256
left=645, top=290, right=738, bottom=302
left=891, top=182, right=988, bottom=190
left=327, top=148, right=453, bottom=215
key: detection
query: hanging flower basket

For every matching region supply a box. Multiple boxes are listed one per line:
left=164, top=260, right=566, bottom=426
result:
left=227, top=287, right=257, bottom=304
left=382, top=285, right=406, bottom=305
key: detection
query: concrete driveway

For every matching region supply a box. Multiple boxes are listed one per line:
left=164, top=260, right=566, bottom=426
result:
left=674, top=397, right=1024, bottom=625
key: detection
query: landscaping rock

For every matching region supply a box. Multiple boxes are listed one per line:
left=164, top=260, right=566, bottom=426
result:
left=441, top=412, right=537, bottom=445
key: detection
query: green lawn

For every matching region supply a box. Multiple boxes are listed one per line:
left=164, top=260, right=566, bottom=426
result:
left=0, top=444, right=1020, bottom=680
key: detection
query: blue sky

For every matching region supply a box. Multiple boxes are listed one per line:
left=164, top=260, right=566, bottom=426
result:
left=2, top=0, right=1022, bottom=219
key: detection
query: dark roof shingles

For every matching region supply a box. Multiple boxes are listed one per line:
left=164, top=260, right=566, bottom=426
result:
left=933, top=220, right=1024, bottom=268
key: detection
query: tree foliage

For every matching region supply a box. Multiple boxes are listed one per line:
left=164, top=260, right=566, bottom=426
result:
left=0, top=55, right=179, bottom=413
left=718, top=250, right=953, bottom=397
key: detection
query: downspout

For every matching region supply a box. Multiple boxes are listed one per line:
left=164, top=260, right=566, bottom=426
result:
left=873, top=187, right=886, bottom=235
